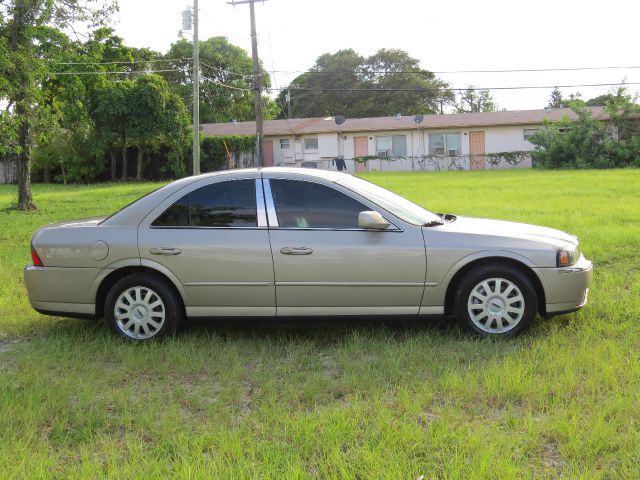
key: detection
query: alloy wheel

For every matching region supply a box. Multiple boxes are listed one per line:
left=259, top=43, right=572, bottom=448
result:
left=467, top=277, right=525, bottom=334
left=114, top=286, right=166, bottom=340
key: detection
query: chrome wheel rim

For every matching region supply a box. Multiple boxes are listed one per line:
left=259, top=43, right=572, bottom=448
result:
left=467, top=277, right=525, bottom=334
left=114, top=286, right=165, bottom=339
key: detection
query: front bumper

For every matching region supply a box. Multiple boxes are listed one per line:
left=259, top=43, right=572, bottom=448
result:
left=533, top=255, right=593, bottom=317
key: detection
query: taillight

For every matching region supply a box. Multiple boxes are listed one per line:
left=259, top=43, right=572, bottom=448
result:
left=31, top=245, right=43, bottom=267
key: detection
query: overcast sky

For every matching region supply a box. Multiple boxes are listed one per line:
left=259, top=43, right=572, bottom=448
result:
left=113, top=0, right=639, bottom=113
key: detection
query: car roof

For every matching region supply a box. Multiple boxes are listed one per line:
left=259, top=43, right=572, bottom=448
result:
left=102, top=167, right=352, bottom=226
left=191, top=167, right=349, bottom=182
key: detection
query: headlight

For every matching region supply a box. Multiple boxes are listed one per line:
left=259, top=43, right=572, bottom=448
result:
left=557, top=245, right=579, bottom=267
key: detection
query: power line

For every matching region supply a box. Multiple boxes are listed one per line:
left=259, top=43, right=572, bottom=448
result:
left=199, top=61, right=255, bottom=79
left=47, top=58, right=191, bottom=65
left=41, top=69, right=639, bottom=94
left=270, top=65, right=640, bottom=76
left=45, top=69, right=179, bottom=75
left=273, top=82, right=640, bottom=93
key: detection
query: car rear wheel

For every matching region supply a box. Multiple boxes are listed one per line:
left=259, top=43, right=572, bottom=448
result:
left=105, top=273, right=183, bottom=341
left=454, top=265, right=537, bottom=335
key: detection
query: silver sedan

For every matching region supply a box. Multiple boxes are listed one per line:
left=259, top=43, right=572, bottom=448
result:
left=24, top=168, right=593, bottom=340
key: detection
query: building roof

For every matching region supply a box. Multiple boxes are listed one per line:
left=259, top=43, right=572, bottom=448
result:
left=200, top=106, right=607, bottom=137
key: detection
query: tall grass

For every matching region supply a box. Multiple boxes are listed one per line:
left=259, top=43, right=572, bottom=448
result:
left=0, top=169, right=638, bottom=478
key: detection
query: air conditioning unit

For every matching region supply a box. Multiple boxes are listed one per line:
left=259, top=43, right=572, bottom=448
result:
left=377, top=151, right=389, bottom=158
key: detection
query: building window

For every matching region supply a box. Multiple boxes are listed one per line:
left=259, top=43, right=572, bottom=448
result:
left=429, top=133, right=461, bottom=155
left=304, top=137, right=318, bottom=150
left=523, top=129, right=539, bottom=142
left=279, top=138, right=290, bottom=149
left=375, top=135, right=407, bottom=157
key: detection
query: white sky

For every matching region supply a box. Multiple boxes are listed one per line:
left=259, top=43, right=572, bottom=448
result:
left=112, top=0, right=640, bottom=113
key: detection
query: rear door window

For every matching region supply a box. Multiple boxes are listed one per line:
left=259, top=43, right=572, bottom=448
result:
left=152, top=180, right=257, bottom=227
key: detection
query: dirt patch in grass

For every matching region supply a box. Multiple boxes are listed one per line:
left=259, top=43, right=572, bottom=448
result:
left=541, top=440, right=564, bottom=472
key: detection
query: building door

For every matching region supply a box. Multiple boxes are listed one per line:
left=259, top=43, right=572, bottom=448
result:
left=469, top=131, right=485, bottom=170
left=353, top=136, right=369, bottom=172
left=263, top=140, right=274, bottom=167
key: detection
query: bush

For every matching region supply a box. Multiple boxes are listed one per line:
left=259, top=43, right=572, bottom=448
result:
left=530, top=92, right=640, bottom=169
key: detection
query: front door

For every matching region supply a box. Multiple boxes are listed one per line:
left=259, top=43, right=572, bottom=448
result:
left=138, top=177, right=275, bottom=316
left=263, top=175, right=426, bottom=316
left=354, top=136, right=369, bottom=172
left=469, top=131, right=485, bottom=170
left=263, top=140, right=274, bottom=167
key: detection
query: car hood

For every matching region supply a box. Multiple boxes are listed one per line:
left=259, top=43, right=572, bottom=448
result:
left=439, top=216, right=578, bottom=247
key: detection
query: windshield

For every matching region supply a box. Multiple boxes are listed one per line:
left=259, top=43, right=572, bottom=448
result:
left=336, top=175, right=442, bottom=226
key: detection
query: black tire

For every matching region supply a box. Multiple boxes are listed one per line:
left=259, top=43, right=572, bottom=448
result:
left=454, top=264, right=537, bottom=336
left=104, top=273, right=183, bottom=341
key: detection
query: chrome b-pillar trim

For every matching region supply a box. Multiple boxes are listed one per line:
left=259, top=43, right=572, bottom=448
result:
left=262, top=179, right=279, bottom=227
left=255, top=179, right=268, bottom=227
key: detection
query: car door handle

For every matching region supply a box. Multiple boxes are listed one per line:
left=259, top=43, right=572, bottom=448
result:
left=280, top=246, right=313, bottom=255
left=149, top=247, right=182, bottom=256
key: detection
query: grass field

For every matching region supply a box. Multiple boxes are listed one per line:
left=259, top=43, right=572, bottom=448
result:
left=0, top=169, right=639, bottom=478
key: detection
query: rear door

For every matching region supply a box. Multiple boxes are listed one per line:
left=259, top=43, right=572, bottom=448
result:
left=263, top=174, right=426, bottom=316
left=138, top=176, right=275, bottom=317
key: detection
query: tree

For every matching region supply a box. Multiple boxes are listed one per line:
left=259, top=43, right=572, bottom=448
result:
left=37, top=27, right=137, bottom=182
left=161, top=36, right=277, bottom=124
left=92, top=80, right=134, bottom=181
left=586, top=93, right=615, bottom=107
left=603, top=86, right=640, bottom=141
left=548, top=87, right=564, bottom=108
left=281, top=49, right=365, bottom=118
left=0, top=0, right=117, bottom=210
left=128, top=75, right=190, bottom=180
left=455, top=86, right=498, bottom=113
left=278, top=48, right=452, bottom=118
left=92, top=75, right=191, bottom=182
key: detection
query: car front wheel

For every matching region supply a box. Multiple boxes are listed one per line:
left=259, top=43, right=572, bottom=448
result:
left=105, top=273, right=183, bottom=341
left=454, top=265, right=537, bottom=335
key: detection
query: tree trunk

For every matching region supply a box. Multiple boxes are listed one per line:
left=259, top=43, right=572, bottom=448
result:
left=121, top=141, right=128, bottom=182
left=110, top=149, right=117, bottom=181
left=16, top=102, right=36, bottom=210
left=43, top=163, right=50, bottom=183
left=11, top=4, right=36, bottom=211
left=136, top=146, right=143, bottom=181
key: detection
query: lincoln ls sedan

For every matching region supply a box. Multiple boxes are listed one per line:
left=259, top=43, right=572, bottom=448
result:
left=24, top=168, right=593, bottom=341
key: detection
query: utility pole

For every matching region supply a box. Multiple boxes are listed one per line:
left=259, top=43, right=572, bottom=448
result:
left=181, top=2, right=200, bottom=175
left=228, top=0, right=268, bottom=168
left=193, top=0, right=200, bottom=175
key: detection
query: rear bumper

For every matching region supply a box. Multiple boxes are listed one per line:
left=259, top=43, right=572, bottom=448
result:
left=32, top=301, right=97, bottom=320
left=24, top=265, right=99, bottom=318
left=533, top=255, right=593, bottom=318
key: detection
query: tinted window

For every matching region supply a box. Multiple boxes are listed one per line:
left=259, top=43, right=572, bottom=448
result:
left=153, top=180, right=257, bottom=227
left=270, top=179, right=367, bottom=228
left=153, top=195, right=189, bottom=226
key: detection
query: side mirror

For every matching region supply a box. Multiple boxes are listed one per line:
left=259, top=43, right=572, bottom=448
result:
left=358, top=211, right=391, bottom=230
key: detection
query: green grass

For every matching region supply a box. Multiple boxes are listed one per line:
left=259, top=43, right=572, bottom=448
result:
left=1, top=169, right=639, bottom=478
